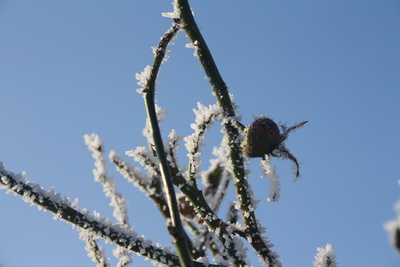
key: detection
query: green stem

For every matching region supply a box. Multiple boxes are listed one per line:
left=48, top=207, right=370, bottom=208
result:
left=176, top=1, right=280, bottom=265
left=141, top=24, right=193, bottom=267
left=176, top=0, right=254, bottom=225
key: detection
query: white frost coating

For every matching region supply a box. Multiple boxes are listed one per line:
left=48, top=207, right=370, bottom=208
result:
left=260, top=156, right=281, bottom=202
left=161, top=0, right=179, bottom=19
left=313, top=244, right=338, bottom=267
left=80, top=230, right=110, bottom=267
left=185, top=40, right=200, bottom=58
left=384, top=198, right=400, bottom=254
left=84, top=134, right=133, bottom=265
left=184, top=102, right=224, bottom=179
left=113, top=246, right=133, bottom=267
left=0, top=164, right=182, bottom=264
left=232, top=236, right=248, bottom=259
left=135, top=65, right=152, bottom=94
left=84, top=134, right=131, bottom=227
left=109, top=150, right=152, bottom=188
left=167, top=129, right=182, bottom=169
left=126, top=146, right=160, bottom=176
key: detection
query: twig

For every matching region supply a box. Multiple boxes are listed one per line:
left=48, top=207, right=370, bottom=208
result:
left=0, top=163, right=223, bottom=267
left=137, top=23, right=194, bottom=267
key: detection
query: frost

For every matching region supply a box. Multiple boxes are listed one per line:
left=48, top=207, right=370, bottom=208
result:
left=84, top=134, right=133, bottom=265
left=84, top=134, right=130, bottom=227
left=80, top=230, right=110, bottom=267
left=313, top=243, right=338, bottom=267
left=135, top=65, right=152, bottom=94
left=109, top=150, right=152, bottom=188
left=184, top=102, right=224, bottom=179
left=167, top=129, right=182, bottom=169
left=260, top=156, right=281, bottom=202
left=126, top=146, right=160, bottom=176
left=185, top=40, right=200, bottom=58
left=161, top=0, right=179, bottom=19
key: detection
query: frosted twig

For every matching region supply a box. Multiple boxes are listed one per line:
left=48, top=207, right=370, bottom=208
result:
left=84, top=134, right=132, bottom=266
left=84, top=134, right=130, bottom=226
left=172, top=174, right=249, bottom=266
left=139, top=22, right=194, bottom=267
left=80, top=231, right=110, bottom=267
left=0, top=164, right=177, bottom=265
left=126, top=146, right=161, bottom=176
left=279, top=120, right=308, bottom=143
left=184, top=103, right=223, bottom=180
left=109, top=151, right=169, bottom=220
left=260, top=156, right=281, bottom=202
left=143, top=105, right=169, bottom=148
left=167, top=129, right=184, bottom=172
left=0, top=163, right=225, bottom=267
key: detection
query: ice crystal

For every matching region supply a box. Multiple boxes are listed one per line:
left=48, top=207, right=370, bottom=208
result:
left=135, top=65, right=152, bottom=94
left=185, top=40, right=200, bottom=58
left=313, top=243, right=338, bottom=267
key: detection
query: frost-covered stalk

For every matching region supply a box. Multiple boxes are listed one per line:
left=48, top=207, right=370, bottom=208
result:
left=176, top=0, right=280, bottom=265
left=261, top=157, right=281, bottom=202
left=137, top=23, right=193, bottom=267
left=0, top=163, right=182, bottom=266
left=109, top=150, right=171, bottom=220
left=84, top=134, right=132, bottom=266
left=184, top=103, right=224, bottom=181
left=137, top=22, right=249, bottom=267
left=80, top=232, right=110, bottom=267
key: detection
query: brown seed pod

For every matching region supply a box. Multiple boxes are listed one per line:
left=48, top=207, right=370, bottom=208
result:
left=242, top=117, right=281, bottom=158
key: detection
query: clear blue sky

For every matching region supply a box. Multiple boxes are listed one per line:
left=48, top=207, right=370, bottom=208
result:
left=1, top=1, right=400, bottom=266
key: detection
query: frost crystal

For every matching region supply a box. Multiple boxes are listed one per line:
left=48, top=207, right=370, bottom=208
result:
left=135, top=65, right=152, bottom=94
left=161, top=0, right=179, bottom=19
left=313, top=243, right=338, bottom=267
left=84, top=134, right=130, bottom=227
left=185, top=40, right=200, bottom=58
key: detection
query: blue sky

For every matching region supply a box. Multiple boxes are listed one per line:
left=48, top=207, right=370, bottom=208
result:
left=1, top=1, right=400, bottom=266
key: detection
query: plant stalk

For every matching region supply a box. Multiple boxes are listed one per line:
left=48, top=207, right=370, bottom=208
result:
left=141, top=24, right=193, bottom=267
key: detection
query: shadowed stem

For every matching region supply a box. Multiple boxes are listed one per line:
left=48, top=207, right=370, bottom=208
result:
left=141, top=23, right=193, bottom=267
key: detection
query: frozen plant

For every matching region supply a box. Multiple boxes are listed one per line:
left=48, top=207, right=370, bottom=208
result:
left=0, top=1, right=328, bottom=266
